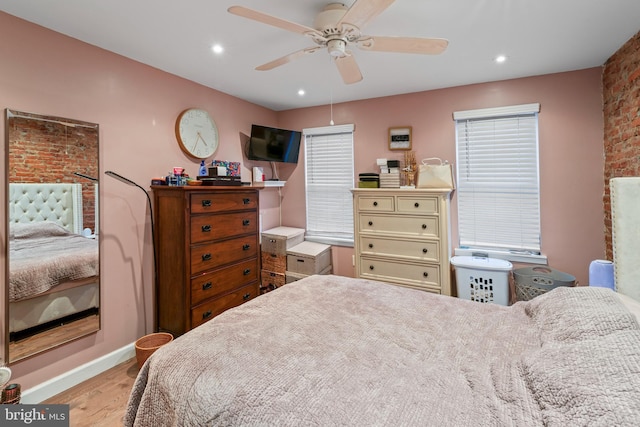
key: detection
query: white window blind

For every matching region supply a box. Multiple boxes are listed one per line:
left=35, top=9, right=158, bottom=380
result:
left=303, top=124, right=354, bottom=246
left=454, top=104, right=541, bottom=254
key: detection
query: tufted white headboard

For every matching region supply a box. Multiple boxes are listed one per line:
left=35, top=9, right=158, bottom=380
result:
left=9, top=183, right=83, bottom=235
left=610, top=177, right=640, bottom=302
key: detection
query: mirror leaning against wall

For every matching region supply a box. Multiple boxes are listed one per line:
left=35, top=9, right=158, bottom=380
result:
left=3, top=109, right=100, bottom=364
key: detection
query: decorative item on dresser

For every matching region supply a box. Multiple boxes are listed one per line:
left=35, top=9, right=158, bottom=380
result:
left=152, top=186, right=261, bottom=336
left=351, top=188, right=453, bottom=295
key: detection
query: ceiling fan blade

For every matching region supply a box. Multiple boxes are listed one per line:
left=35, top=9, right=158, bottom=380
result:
left=337, top=0, right=395, bottom=30
left=334, top=54, right=363, bottom=85
left=228, top=6, right=323, bottom=38
left=256, top=47, right=321, bottom=71
left=358, top=36, right=449, bottom=55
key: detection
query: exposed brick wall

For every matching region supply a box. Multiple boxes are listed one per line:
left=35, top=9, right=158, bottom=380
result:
left=8, top=113, right=99, bottom=231
left=603, top=30, right=640, bottom=259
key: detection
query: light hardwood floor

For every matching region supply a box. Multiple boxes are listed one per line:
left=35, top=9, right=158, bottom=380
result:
left=43, top=358, right=139, bottom=427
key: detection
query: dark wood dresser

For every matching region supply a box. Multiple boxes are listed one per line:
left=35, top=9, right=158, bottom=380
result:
left=152, top=185, right=261, bottom=336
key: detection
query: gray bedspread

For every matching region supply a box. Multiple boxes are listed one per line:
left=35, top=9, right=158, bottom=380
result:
left=125, top=275, right=640, bottom=426
left=9, top=222, right=99, bottom=302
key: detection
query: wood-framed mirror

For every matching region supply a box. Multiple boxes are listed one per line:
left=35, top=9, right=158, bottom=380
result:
left=3, top=109, right=100, bottom=364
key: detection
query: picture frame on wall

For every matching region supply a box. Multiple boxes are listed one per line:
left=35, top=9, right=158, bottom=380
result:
left=389, top=126, right=412, bottom=150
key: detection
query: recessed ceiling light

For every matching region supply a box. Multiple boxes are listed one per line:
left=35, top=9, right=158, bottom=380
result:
left=495, top=55, right=507, bottom=63
left=298, top=89, right=305, bottom=96
left=211, top=44, right=224, bottom=54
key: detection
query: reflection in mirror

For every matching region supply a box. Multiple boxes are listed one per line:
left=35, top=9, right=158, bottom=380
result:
left=4, top=109, right=100, bottom=363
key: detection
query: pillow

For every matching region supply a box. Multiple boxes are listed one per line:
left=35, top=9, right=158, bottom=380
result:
left=10, top=221, right=71, bottom=239
left=523, top=286, right=638, bottom=342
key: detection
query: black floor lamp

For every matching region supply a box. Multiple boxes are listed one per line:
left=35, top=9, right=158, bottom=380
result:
left=105, top=171, right=157, bottom=333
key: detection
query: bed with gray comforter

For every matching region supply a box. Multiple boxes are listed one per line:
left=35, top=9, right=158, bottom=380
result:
left=125, top=274, right=640, bottom=426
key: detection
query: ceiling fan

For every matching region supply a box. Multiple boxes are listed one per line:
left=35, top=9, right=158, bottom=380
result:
left=228, top=0, right=448, bottom=84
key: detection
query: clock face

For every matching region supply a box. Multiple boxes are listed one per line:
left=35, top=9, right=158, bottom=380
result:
left=176, top=108, right=219, bottom=159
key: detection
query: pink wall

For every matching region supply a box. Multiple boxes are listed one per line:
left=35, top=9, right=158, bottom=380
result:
left=279, top=68, right=606, bottom=283
left=0, top=12, right=279, bottom=389
left=1, top=10, right=606, bottom=391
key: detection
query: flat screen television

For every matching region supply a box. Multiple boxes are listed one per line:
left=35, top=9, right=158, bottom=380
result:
left=248, top=124, right=302, bottom=164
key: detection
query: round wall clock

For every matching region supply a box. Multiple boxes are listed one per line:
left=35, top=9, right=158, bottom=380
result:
left=175, top=108, right=219, bottom=159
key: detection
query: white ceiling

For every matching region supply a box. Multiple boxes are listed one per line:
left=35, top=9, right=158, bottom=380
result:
left=2, top=0, right=640, bottom=111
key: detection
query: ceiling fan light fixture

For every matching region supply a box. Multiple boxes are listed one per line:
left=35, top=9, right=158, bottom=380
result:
left=328, top=39, right=346, bottom=57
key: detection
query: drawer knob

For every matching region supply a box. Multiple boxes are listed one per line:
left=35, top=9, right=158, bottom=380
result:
left=242, top=219, right=251, bottom=226
left=369, top=265, right=374, bottom=270
left=423, top=272, right=429, bottom=278
left=202, top=253, right=212, bottom=261
left=201, top=200, right=212, bottom=207
left=243, top=293, right=251, bottom=301
left=201, top=225, right=211, bottom=233
left=243, top=198, right=250, bottom=204
left=368, top=221, right=373, bottom=226
left=202, top=310, right=212, bottom=320
left=414, top=202, right=420, bottom=208
left=368, top=243, right=373, bottom=249
left=373, top=201, right=378, bottom=207
left=422, top=248, right=428, bottom=253
left=422, top=224, right=427, bottom=230
left=242, top=244, right=251, bottom=251
left=243, top=269, right=251, bottom=275
left=202, top=282, right=212, bottom=290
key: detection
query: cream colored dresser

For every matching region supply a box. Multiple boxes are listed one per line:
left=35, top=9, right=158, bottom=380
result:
left=352, top=188, right=452, bottom=295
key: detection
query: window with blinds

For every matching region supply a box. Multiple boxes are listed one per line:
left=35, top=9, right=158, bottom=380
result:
left=454, top=103, right=541, bottom=255
left=303, top=124, right=355, bottom=246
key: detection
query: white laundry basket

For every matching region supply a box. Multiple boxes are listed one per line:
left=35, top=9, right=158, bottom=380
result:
left=451, top=256, right=513, bottom=306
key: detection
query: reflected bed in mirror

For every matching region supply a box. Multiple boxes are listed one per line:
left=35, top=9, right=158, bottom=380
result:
left=4, top=109, right=100, bottom=363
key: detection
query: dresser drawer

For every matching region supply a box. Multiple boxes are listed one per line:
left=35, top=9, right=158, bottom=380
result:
left=190, top=192, right=258, bottom=214
left=359, top=214, right=439, bottom=238
left=260, top=270, right=286, bottom=291
left=359, top=257, right=441, bottom=290
left=191, top=259, right=259, bottom=306
left=191, top=235, right=258, bottom=274
left=191, top=283, right=258, bottom=329
left=261, top=252, right=286, bottom=272
left=359, top=236, right=440, bottom=262
left=191, top=211, right=258, bottom=243
left=357, top=196, right=394, bottom=212
left=397, top=196, right=438, bottom=214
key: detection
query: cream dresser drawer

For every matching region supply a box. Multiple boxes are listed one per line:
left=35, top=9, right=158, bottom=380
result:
left=359, top=257, right=441, bottom=292
left=357, top=195, right=395, bottom=211
left=397, top=196, right=439, bottom=214
left=359, top=214, right=439, bottom=238
left=359, top=236, right=440, bottom=262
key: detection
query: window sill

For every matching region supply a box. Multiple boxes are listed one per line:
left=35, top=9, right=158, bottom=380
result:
left=454, top=248, right=547, bottom=265
left=305, top=236, right=354, bottom=248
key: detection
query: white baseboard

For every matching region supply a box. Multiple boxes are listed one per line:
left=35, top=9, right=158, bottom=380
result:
left=21, top=343, right=136, bottom=404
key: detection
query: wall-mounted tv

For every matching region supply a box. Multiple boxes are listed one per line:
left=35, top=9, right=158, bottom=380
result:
left=248, top=124, right=302, bottom=164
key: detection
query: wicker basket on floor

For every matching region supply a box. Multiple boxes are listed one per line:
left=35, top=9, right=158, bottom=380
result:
left=135, top=332, right=173, bottom=368
left=1, top=383, right=21, bottom=404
